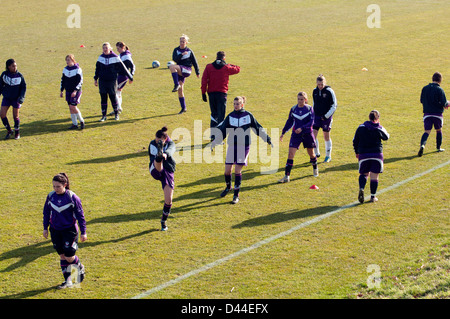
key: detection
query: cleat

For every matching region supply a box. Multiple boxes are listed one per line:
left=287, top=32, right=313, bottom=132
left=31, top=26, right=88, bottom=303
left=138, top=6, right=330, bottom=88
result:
left=172, top=84, right=181, bottom=92
left=68, top=124, right=78, bottom=130
left=14, top=131, right=20, bottom=140
left=80, top=122, right=85, bottom=130
left=178, top=108, right=186, bottom=114
left=437, top=148, right=445, bottom=152
left=358, top=189, right=364, bottom=203
left=369, top=196, right=378, bottom=203
left=161, top=223, right=168, bottom=231
left=115, top=114, right=120, bottom=121
left=418, top=145, right=424, bottom=157
left=278, top=175, right=290, bottom=183
left=4, top=130, right=13, bottom=140
left=99, top=116, right=107, bottom=122
left=231, top=195, right=239, bottom=204
left=155, top=140, right=164, bottom=162
left=324, top=156, right=331, bottom=163
left=313, top=168, right=319, bottom=177
left=57, top=281, right=74, bottom=289
left=220, top=187, right=231, bottom=197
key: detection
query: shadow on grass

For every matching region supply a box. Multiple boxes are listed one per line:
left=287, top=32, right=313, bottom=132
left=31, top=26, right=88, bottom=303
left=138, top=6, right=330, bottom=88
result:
left=0, top=230, right=155, bottom=277
left=2, top=113, right=178, bottom=139
left=232, top=205, right=340, bottom=229
left=68, top=149, right=148, bottom=165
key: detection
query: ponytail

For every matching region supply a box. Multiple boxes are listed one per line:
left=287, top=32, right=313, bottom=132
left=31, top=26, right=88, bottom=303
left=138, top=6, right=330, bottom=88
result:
left=156, top=126, right=169, bottom=139
left=53, top=173, right=70, bottom=189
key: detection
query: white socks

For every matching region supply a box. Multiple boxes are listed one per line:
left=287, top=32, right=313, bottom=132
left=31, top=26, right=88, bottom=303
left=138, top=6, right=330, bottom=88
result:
left=325, top=140, right=332, bottom=157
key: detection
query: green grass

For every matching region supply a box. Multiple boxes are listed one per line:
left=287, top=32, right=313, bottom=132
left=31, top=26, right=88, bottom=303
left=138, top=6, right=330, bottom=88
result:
left=0, top=0, right=449, bottom=299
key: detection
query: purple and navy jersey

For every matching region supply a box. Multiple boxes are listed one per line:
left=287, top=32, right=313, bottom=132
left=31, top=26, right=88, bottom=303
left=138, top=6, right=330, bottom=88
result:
left=312, top=85, right=337, bottom=118
left=148, top=137, right=176, bottom=173
left=94, top=52, right=133, bottom=82
left=120, top=50, right=135, bottom=76
left=172, top=46, right=199, bottom=76
left=281, top=104, right=314, bottom=135
left=43, top=190, right=86, bottom=235
left=60, top=63, right=83, bottom=92
left=353, top=121, right=389, bottom=155
left=214, top=108, right=271, bottom=147
left=0, top=71, right=26, bottom=104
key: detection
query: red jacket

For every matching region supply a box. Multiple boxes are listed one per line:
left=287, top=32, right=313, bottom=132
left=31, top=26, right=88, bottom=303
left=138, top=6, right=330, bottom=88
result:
left=201, top=61, right=240, bottom=94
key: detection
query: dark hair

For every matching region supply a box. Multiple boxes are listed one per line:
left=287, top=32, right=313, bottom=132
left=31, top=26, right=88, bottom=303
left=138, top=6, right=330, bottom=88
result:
left=116, top=41, right=129, bottom=51
left=53, top=173, right=70, bottom=189
left=432, top=72, right=442, bottom=83
left=5, top=59, right=15, bottom=71
left=369, top=110, right=380, bottom=122
left=155, top=126, right=168, bottom=139
left=216, top=51, right=226, bottom=60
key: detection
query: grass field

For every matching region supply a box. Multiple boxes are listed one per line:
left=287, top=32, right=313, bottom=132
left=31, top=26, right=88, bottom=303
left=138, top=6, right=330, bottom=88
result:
left=0, top=0, right=449, bottom=300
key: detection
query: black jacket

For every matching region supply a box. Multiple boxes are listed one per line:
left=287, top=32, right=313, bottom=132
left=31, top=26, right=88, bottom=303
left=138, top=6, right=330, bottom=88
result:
left=0, top=71, right=26, bottom=104
left=353, top=121, right=389, bottom=154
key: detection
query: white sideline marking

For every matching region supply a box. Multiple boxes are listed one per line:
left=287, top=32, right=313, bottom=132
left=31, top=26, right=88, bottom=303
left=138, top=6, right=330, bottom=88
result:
left=131, top=160, right=450, bottom=299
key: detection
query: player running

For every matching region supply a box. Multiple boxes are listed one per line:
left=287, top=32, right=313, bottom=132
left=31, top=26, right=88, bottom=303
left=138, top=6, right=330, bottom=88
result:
left=353, top=110, right=390, bottom=203
left=418, top=72, right=449, bottom=156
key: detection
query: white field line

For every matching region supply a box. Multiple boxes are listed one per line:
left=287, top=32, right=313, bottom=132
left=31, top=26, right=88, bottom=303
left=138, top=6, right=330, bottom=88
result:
left=131, top=159, right=450, bottom=299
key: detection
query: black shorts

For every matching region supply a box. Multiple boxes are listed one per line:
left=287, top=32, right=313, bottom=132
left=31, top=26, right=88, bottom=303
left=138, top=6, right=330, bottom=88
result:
left=50, top=225, right=79, bottom=257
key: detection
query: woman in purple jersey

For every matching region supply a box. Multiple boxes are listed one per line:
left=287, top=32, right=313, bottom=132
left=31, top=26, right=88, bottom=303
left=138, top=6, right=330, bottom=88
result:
left=43, top=173, right=87, bottom=289
left=169, top=34, right=200, bottom=114
left=60, top=54, right=85, bottom=130
left=278, top=91, right=318, bottom=183
left=0, top=59, right=26, bottom=140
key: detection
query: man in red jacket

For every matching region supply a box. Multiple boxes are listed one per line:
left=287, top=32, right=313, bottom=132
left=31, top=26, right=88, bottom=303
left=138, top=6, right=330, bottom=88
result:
left=201, top=51, right=240, bottom=137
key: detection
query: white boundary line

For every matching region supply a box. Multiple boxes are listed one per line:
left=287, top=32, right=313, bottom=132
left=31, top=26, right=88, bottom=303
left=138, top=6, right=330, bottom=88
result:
left=131, top=159, right=450, bottom=299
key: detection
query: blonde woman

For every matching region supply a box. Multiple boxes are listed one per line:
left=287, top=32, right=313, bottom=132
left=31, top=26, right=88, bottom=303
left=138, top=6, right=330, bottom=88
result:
left=211, top=96, right=272, bottom=204
left=94, top=42, right=133, bottom=121
left=169, top=34, right=200, bottom=114
left=60, top=54, right=84, bottom=129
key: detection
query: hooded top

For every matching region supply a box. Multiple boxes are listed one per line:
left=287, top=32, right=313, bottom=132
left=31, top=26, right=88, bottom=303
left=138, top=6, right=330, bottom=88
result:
left=201, top=59, right=240, bottom=94
left=353, top=121, right=389, bottom=155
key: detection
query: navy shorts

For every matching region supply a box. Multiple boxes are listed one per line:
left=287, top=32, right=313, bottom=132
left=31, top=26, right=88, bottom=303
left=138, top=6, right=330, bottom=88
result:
left=50, top=225, right=79, bottom=257
left=1, top=97, right=21, bottom=109
left=65, top=90, right=82, bottom=106
left=423, top=114, right=443, bottom=130
left=359, top=158, right=384, bottom=174
left=150, top=166, right=175, bottom=190
left=225, top=144, right=250, bottom=166
left=289, top=131, right=316, bottom=149
left=313, top=115, right=333, bottom=132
